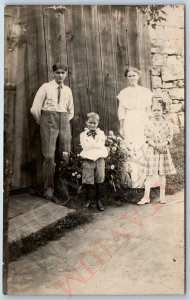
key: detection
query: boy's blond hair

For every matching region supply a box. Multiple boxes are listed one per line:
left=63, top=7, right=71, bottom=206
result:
left=86, top=112, right=100, bottom=123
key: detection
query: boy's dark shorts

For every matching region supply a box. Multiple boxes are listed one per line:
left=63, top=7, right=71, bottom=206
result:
left=82, top=158, right=105, bottom=184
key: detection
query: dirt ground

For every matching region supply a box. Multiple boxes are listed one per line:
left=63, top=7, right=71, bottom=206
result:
left=7, top=190, right=184, bottom=296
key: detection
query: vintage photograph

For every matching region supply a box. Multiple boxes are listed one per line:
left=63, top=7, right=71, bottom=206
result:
left=4, top=4, right=184, bottom=295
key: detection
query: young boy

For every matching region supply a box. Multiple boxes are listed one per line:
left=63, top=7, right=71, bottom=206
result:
left=80, top=113, right=108, bottom=211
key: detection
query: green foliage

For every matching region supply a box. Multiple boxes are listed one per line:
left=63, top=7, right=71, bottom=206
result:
left=138, top=5, right=177, bottom=28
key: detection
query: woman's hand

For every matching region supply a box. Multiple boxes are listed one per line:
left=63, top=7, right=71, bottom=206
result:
left=155, top=142, right=168, bottom=154
left=147, top=139, right=156, bottom=148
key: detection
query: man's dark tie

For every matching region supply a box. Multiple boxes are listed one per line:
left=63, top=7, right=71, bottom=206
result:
left=87, top=130, right=97, bottom=139
left=58, top=85, right=62, bottom=104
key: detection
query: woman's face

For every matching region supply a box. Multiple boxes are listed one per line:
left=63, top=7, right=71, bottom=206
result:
left=127, top=71, right=140, bottom=87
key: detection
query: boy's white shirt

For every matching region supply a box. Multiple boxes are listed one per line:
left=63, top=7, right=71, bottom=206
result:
left=80, top=128, right=108, bottom=161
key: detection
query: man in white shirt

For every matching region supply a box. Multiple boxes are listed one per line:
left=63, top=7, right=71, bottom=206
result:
left=31, top=63, right=74, bottom=202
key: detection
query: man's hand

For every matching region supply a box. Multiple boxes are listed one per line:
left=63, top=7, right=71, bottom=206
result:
left=119, top=129, right=124, bottom=139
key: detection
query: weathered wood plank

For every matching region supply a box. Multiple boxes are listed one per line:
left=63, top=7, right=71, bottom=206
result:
left=43, top=6, right=69, bottom=85
left=8, top=202, right=74, bottom=243
left=4, top=7, right=13, bottom=83
left=137, top=9, right=152, bottom=89
left=4, top=85, right=16, bottom=187
left=83, top=6, right=103, bottom=118
left=111, top=5, right=129, bottom=122
left=24, top=6, right=48, bottom=187
left=126, top=6, right=140, bottom=69
left=8, top=6, right=31, bottom=188
left=3, top=84, right=16, bottom=294
left=9, top=202, right=58, bottom=232
left=64, top=5, right=89, bottom=150
left=98, top=5, right=117, bottom=133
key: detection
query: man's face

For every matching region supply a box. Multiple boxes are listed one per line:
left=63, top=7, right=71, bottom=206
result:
left=53, top=68, right=67, bottom=84
left=86, top=118, right=99, bottom=131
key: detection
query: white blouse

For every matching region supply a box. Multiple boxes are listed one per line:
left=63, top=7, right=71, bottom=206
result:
left=117, top=85, right=153, bottom=120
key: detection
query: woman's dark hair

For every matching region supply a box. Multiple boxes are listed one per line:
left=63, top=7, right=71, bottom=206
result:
left=124, top=67, right=142, bottom=77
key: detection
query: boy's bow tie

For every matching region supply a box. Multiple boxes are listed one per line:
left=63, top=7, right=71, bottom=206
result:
left=87, top=130, right=97, bottom=139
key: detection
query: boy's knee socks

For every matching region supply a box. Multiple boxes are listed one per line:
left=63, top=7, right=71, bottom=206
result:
left=95, top=183, right=102, bottom=199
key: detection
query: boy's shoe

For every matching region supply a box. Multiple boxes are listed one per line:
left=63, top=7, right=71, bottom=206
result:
left=97, top=199, right=105, bottom=211
left=86, top=201, right=92, bottom=208
left=160, top=198, right=167, bottom=204
left=137, top=197, right=150, bottom=205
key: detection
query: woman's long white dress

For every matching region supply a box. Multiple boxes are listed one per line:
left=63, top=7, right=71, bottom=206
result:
left=117, top=85, right=153, bottom=188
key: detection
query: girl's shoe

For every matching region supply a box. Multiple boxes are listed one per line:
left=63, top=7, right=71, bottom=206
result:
left=160, top=198, right=166, bottom=204
left=137, top=197, right=150, bottom=205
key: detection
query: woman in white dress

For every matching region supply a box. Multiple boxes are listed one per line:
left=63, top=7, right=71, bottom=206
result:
left=117, top=67, right=153, bottom=188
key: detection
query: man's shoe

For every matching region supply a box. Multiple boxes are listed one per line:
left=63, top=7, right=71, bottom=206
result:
left=86, top=201, right=92, bottom=208
left=51, top=194, right=65, bottom=206
left=44, top=192, right=53, bottom=201
left=44, top=193, right=65, bottom=206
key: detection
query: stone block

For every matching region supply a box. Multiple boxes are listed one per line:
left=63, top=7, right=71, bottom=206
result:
left=151, top=68, right=161, bottom=76
left=159, top=39, right=184, bottom=55
left=170, top=103, right=183, bottom=113
left=169, top=88, right=184, bottom=99
left=176, top=80, right=184, bottom=88
left=164, top=6, right=184, bottom=27
left=153, top=88, right=162, bottom=96
left=162, top=90, right=172, bottom=103
left=172, top=100, right=180, bottom=104
left=151, top=47, right=158, bottom=54
left=152, top=76, right=162, bottom=88
left=161, top=65, right=184, bottom=81
left=169, top=113, right=179, bottom=125
left=152, top=54, right=167, bottom=66
left=150, top=26, right=184, bottom=42
left=163, top=82, right=173, bottom=89
left=178, top=113, right=184, bottom=128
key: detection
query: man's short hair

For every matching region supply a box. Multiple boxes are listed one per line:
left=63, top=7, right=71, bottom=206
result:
left=86, top=112, right=100, bottom=123
left=52, top=63, right=68, bottom=72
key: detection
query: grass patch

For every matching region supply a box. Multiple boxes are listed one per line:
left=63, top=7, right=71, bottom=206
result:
left=166, top=131, right=184, bottom=194
left=9, top=211, right=92, bottom=262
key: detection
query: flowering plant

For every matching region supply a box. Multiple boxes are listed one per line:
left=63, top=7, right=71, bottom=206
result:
left=59, top=152, right=83, bottom=195
left=104, top=131, right=132, bottom=196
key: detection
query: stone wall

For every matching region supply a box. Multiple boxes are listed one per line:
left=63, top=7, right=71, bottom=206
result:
left=149, top=5, right=184, bottom=132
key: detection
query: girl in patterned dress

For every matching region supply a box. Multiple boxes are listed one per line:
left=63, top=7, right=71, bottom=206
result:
left=137, top=100, right=176, bottom=205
